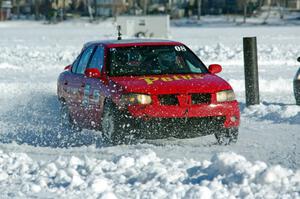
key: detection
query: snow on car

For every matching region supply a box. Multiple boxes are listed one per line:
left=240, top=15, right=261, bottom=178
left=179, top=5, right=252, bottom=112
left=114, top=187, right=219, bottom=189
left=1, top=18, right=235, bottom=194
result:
left=57, top=39, right=240, bottom=145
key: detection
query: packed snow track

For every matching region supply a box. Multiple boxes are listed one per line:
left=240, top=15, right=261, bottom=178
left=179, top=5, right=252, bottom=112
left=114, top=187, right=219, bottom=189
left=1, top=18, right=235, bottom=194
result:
left=0, top=21, right=299, bottom=198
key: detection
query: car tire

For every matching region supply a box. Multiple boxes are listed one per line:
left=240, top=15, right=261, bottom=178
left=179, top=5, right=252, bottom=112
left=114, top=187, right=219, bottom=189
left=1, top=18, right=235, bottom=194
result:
left=100, top=101, right=134, bottom=145
left=60, top=101, right=81, bottom=132
left=214, top=128, right=238, bottom=145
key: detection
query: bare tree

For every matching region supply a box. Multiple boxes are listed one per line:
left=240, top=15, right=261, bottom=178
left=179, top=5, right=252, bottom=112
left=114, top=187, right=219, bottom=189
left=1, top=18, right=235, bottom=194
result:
left=93, top=0, right=97, bottom=18
left=243, top=0, right=248, bottom=23
left=143, top=0, right=148, bottom=15
left=276, top=0, right=284, bottom=19
left=15, top=0, right=20, bottom=19
left=62, top=0, right=66, bottom=20
left=257, top=0, right=264, bottom=13
left=0, top=0, right=3, bottom=21
left=263, top=0, right=272, bottom=24
left=197, top=0, right=202, bottom=20
left=44, top=0, right=52, bottom=22
left=86, top=0, right=93, bottom=21
left=34, top=0, right=41, bottom=20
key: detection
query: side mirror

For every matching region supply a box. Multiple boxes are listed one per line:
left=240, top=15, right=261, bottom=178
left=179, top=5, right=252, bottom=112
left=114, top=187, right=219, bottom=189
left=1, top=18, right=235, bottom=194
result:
left=297, top=57, right=300, bottom=62
left=85, top=68, right=101, bottom=78
left=64, top=65, right=71, bottom=71
left=208, top=64, right=222, bottom=74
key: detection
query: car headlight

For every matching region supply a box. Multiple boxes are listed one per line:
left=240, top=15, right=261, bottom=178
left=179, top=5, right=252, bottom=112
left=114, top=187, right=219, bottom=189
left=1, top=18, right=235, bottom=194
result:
left=297, top=74, right=300, bottom=80
left=120, top=94, right=152, bottom=105
left=216, top=90, right=235, bottom=102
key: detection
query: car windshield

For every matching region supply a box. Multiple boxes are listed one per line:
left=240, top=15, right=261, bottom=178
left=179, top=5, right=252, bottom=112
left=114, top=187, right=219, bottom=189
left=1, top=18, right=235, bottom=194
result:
left=108, top=45, right=208, bottom=76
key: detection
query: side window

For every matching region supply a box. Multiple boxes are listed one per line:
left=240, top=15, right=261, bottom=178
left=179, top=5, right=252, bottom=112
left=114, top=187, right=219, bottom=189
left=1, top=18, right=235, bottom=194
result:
left=88, top=46, right=105, bottom=71
left=76, top=46, right=95, bottom=74
left=71, top=55, right=80, bottom=73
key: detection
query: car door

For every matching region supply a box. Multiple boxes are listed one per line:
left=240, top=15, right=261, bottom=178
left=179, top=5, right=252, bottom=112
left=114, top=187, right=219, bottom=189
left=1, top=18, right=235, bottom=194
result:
left=62, top=55, right=80, bottom=106
left=81, top=45, right=106, bottom=129
left=67, top=45, right=96, bottom=126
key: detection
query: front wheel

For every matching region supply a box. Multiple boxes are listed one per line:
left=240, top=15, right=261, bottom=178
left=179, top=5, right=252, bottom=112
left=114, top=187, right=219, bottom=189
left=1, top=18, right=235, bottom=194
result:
left=215, top=128, right=238, bottom=145
left=100, top=102, right=134, bottom=145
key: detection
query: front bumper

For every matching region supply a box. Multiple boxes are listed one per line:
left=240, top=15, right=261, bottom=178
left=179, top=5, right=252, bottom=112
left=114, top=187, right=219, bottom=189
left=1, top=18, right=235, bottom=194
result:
left=125, top=100, right=240, bottom=128
left=138, top=116, right=227, bottom=138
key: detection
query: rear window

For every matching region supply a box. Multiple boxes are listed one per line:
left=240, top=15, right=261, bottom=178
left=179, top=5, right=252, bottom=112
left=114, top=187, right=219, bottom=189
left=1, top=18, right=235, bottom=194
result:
left=107, top=45, right=207, bottom=76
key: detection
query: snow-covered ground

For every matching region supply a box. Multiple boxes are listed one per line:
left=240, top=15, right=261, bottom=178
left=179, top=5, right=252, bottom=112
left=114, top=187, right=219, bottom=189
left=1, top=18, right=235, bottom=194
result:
left=0, top=20, right=299, bottom=198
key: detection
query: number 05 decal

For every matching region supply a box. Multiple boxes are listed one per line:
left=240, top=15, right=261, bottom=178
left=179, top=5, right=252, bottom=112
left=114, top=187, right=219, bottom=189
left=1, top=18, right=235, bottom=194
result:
left=82, top=84, right=90, bottom=107
left=82, top=85, right=101, bottom=107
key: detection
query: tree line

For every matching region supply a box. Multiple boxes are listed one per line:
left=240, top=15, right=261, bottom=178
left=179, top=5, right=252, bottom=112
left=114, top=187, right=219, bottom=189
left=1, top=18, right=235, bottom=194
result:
left=0, top=0, right=297, bottom=22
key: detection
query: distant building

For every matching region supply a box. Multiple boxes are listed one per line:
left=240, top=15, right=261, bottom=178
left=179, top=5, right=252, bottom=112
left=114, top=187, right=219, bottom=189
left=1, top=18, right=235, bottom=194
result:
left=286, top=0, right=300, bottom=10
left=0, top=0, right=12, bottom=21
left=264, top=0, right=300, bottom=10
left=11, top=0, right=31, bottom=15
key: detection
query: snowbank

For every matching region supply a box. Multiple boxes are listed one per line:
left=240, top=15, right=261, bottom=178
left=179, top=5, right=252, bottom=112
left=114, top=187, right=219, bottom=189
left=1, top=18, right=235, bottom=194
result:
left=242, top=102, right=300, bottom=124
left=0, top=149, right=299, bottom=198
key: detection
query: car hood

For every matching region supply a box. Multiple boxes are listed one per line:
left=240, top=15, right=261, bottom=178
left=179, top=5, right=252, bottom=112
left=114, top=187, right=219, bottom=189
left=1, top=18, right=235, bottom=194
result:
left=109, top=74, right=233, bottom=94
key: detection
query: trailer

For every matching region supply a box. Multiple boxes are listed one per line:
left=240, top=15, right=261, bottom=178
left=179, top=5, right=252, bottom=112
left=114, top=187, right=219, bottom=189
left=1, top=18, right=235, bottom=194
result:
left=116, top=15, right=170, bottom=39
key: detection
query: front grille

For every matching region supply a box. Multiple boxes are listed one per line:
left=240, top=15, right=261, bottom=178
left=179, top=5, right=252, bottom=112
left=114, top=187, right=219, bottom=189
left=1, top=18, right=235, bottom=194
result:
left=158, top=94, right=179, bottom=106
left=140, top=116, right=226, bottom=139
left=149, top=116, right=225, bottom=127
left=191, top=93, right=211, bottom=104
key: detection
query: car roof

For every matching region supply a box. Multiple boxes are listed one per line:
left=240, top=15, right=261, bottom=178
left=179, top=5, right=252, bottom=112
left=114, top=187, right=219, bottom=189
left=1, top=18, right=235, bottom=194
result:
left=83, top=39, right=184, bottom=49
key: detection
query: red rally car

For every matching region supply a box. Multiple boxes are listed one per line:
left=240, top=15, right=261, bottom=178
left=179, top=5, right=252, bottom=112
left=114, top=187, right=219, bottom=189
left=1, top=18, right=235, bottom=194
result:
left=57, top=39, right=240, bottom=145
